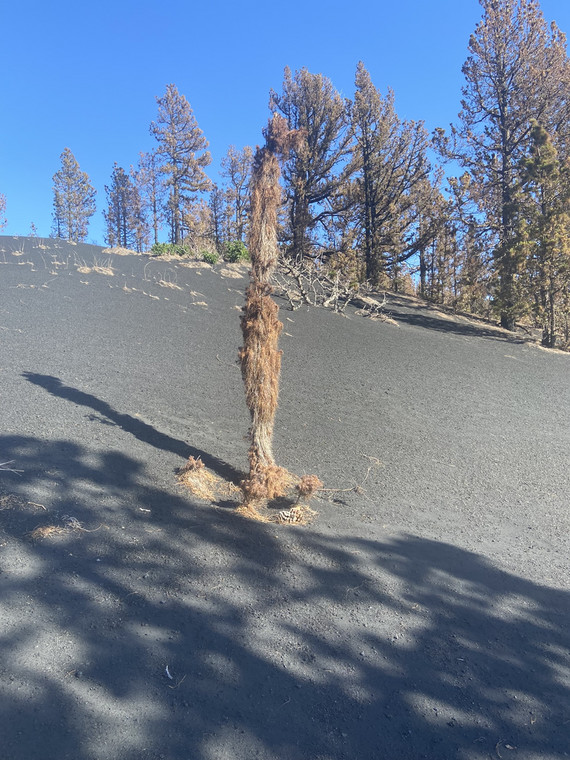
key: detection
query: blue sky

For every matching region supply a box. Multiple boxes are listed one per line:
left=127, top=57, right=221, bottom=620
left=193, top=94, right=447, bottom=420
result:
left=1, top=0, right=569, bottom=244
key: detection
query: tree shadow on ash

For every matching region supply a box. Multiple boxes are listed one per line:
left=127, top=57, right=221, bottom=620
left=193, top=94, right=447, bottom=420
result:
left=384, top=296, right=531, bottom=345
left=0, top=434, right=568, bottom=760
left=22, top=371, right=243, bottom=485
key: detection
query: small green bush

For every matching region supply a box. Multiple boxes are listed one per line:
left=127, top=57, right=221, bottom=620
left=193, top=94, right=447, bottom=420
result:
left=150, top=242, right=191, bottom=257
left=224, top=240, right=250, bottom=263
left=202, top=251, right=219, bottom=265
left=150, top=242, right=171, bottom=257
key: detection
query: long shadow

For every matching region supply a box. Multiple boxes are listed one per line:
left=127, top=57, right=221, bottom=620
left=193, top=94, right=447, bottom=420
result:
left=22, top=371, right=243, bottom=484
left=0, top=433, right=568, bottom=760
left=387, top=306, right=528, bottom=344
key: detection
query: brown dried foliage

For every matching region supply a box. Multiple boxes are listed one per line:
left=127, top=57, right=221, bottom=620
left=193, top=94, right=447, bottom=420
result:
left=296, top=474, right=324, bottom=499
left=176, top=456, right=217, bottom=500
left=180, top=455, right=205, bottom=472
left=28, top=525, right=67, bottom=541
left=239, top=117, right=294, bottom=501
left=238, top=283, right=283, bottom=478
left=241, top=461, right=291, bottom=504
left=239, top=115, right=321, bottom=509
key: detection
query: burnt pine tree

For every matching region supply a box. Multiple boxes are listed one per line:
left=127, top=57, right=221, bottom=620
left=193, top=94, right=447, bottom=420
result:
left=436, top=0, right=570, bottom=330
left=520, top=124, right=570, bottom=347
left=0, top=193, right=6, bottom=230
left=448, top=174, right=492, bottom=315
left=104, top=163, right=135, bottom=248
left=208, top=186, right=229, bottom=251
left=150, top=84, right=212, bottom=245
left=270, top=67, right=354, bottom=259
left=52, top=148, right=96, bottom=242
left=352, top=62, right=437, bottom=285
left=220, top=145, right=254, bottom=242
left=103, top=163, right=149, bottom=252
left=128, top=165, right=151, bottom=253
left=136, top=151, right=165, bottom=246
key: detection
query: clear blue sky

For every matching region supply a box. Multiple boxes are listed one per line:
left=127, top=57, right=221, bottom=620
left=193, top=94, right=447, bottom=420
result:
left=1, top=0, right=569, bottom=244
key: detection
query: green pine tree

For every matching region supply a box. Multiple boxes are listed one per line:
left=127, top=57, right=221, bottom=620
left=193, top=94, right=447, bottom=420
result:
left=52, top=148, right=96, bottom=242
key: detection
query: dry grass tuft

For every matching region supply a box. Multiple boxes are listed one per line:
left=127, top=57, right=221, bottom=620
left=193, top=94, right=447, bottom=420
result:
left=184, top=455, right=205, bottom=472
left=102, top=246, right=138, bottom=256
left=76, top=259, right=115, bottom=276
left=235, top=503, right=271, bottom=522
left=92, top=265, right=115, bottom=276
left=0, top=493, right=25, bottom=510
left=157, top=279, right=183, bottom=290
left=27, top=514, right=87, bottom=541
left=176, top=456, right=217, bottom=500
left=28, top=525, right=66, bottom=541
left=176, top=456, right=242, bottom=503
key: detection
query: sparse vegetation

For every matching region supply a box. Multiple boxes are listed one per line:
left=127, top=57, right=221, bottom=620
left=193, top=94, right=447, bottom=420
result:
left=224, top=240, right=250, bottom=263
left=150, top=241, right=188, bottom=257
left=4, top=0, right=570, bottom=347
left=202, top=250, right=219, bottom=265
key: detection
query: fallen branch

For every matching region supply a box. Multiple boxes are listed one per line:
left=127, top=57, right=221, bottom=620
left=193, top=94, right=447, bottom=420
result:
left=272, top=255, right=389, bottom=318
left=0, top=460, right=22, bottom=475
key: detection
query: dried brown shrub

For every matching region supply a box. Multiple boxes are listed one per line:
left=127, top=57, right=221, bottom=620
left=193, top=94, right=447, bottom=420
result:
left=28, top=525, right=66, bottom=541
left=177, top=457, right=242, bottom=504
left=236, top=114, right=322, bottom=516
left=176, top=456, right=217, bottom=500
left=241, top=461, right=292, bottom=504
left=296, top=474, right=324, bottom=499
left=235, top=503, right=271, bottom=522
left=238, top=115, right=301, bottom=501
left=180, top=456, right=205, bottom=472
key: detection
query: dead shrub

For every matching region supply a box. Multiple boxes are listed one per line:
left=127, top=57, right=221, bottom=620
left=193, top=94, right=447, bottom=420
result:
left=28, top=525, right=66, bottom=541
left=295, top=474, right=324, bottom=500
left=237, top=115, right=321, bottom=515
left=176, top=456, right=218, bottom=501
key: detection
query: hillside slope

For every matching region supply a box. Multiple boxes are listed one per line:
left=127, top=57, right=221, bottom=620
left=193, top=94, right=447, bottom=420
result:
left=1, top=236, right=568, bottom=760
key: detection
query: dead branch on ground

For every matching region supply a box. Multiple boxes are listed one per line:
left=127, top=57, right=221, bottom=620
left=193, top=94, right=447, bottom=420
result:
left=272, top=255, right=389, bottom=319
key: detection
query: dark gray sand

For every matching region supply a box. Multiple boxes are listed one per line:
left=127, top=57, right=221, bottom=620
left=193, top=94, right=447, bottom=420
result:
left=1, top=236, right=568, bottom=759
